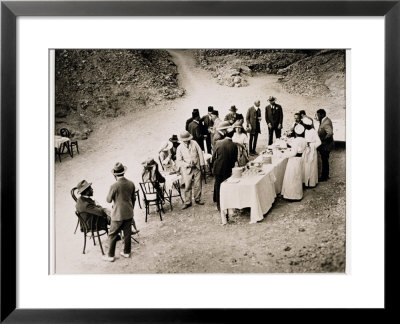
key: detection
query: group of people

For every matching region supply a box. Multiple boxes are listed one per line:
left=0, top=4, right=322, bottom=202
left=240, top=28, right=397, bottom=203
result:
left=155, top=97, right=334, bottom=212
left=75, top=162, right=140, bottom=262
left=74, top=97, right=335, bottom=262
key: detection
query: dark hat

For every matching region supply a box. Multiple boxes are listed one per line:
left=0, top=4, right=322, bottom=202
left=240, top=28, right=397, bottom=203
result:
left=268, top=96, right=276, bottom=102
left=111, top=162, right=127, bottom=176
left=211, top=110, right=219, bottom=116
left=208, top=106, right=214, bottom=112
left=229, top=105, right=237, bottom=112
left=192, top=109, right=199, bottom=113
left=192, top=110, right=200, bottom=118
left=169, top=134, right=179, bottom=142
left=76, top=180, right=92, bottom=194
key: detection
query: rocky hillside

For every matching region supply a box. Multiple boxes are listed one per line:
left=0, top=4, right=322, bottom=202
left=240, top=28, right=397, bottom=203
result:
left=55, top=50, right=185, bottom=139
left=277, top=50, right=345, bottom=97
left=193, top=49, right=345, bottom=97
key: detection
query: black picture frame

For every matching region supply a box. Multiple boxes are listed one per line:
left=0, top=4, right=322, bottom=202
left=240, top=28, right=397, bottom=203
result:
left=1, top=0, right=398, bottom=322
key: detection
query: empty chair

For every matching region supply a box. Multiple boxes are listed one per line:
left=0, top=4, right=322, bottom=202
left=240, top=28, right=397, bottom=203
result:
left=60, top=128, right=79, bottom=157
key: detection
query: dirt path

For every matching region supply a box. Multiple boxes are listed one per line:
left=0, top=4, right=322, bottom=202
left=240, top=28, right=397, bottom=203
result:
left=55, top=50, right=345, bottom=273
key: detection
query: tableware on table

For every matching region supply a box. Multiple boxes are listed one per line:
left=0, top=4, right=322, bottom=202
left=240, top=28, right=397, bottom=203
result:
left=232, top=167, right=243, bottom=178
left=227, top=178, right=240, bottom=184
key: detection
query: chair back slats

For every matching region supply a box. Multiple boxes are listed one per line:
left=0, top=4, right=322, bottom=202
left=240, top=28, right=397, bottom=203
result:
left=158, top=156, right=165, bottom=171
left=60, top=128, right=71, bottom=138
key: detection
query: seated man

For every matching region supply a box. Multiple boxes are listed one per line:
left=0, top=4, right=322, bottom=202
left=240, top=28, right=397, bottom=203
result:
left=75, top=180, right=111, bottom=231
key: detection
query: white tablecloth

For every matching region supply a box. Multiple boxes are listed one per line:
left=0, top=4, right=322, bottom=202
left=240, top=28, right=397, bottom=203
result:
left=254, top=156, right=288, bottom=194
left=220, top=170, right=277, bottom=225
left=54, top=135, right=70, bottom=149
left=161, top=172, right=182, bottom=192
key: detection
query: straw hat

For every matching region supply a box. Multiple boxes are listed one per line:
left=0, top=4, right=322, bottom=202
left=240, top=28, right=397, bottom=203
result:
left=111, top=162, right=127, bottom=176
left=233, top=119, right=245, bottom=130
left=294, top=124, right=305, bottom=135
left=76, top=180, right=92, bottom=194
left=178, top=130, right=193, bottom=141
left=159, top=141, right=173, bottom=152
left=216, top=121, right=231, bottom=130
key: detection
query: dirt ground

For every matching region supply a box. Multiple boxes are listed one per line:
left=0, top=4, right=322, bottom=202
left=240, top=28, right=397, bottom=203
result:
left=54, top=50, right=346, bottom=274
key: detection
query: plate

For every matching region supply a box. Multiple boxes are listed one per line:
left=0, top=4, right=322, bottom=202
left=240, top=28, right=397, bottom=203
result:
left=227, top=178, right=240, bottom=184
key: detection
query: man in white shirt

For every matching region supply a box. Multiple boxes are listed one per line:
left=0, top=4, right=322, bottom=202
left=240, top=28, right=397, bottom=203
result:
left=176, top=131, right=206, bottom=209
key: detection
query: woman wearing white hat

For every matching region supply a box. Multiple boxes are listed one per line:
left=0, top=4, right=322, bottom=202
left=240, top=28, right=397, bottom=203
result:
left=281, top=124, right=308, bottom=200
left=303, top=117, right=321, bottom=187
left=158, top=141, right=175, bottom=172
left=232, top=120, right=249, bottom=167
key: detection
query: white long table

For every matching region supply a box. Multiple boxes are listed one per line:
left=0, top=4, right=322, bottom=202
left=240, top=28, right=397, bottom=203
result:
left=219, top=156, right=288, bottom=225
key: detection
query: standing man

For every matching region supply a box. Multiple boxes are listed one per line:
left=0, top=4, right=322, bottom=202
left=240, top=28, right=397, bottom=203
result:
left=265, top=96, right=283, bottom=145
left=103, top=162, right=136, bottom=262
left=188, top=110, right=205, bottom=151
left=210, top=110, right=222, bottom=134
left=185, top=108, right=200, bottom=131
left=212, top=130, right=238, bottom=212
left=246, top=100, right=262, bottom=155
left=299, top=110, right=314, bottom=128
left=224, top=105, right=244, bottom=125
left=316, top=109, right=334, bottom=181
left=212, top=121, right=231, bottom=149
left=176, top=131, right=206, bottom=210
left=201, top=106, right=214, bottom=154
left=288, top=113, right=302, bottom=137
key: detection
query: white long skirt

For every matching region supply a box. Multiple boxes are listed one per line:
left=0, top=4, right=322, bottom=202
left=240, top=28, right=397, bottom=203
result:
left=282, top=156, right=304, bottom=200
left=303, top=146, right=318, bottom=187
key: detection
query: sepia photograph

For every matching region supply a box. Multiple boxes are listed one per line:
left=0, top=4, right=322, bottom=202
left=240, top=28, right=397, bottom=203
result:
left=52, top=49, right=346, bottom=274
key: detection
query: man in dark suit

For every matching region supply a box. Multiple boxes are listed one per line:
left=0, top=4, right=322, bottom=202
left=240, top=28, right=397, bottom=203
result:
left=185, top=108, right=200, bottom=131
left=212, top=131, right=238, bottom=212
left=265, top=96, right=283, bottom=145
left=75, top=180, right=110, bottom=228
left=104, top=162, right=136, bottom=262
left=224, top=105, right=244, bottom=125
left=316, top=109, right=334, bottom=181
left=201, top=106, right=214, bottom=154
left=212, top=121, right=230, bottom=149
left=188, top=110, right=205, bottom=151
left=246, top=100, right=262, bottom=155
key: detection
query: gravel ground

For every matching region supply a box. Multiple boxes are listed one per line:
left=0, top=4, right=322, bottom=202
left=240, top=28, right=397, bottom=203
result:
left=54, top=50, right=346, bottom=274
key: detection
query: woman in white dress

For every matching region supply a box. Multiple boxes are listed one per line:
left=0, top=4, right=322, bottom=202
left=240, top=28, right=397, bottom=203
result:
left=158, top=141, right=176, bottom=172
left=232, top=121, right=249, bottom=167
left=281, top=124, right=308, bottom=200
left=303, top=117, right=321, bottom=187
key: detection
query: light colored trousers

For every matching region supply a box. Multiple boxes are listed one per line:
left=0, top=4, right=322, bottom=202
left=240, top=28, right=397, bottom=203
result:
left=182, top=168, right=202, bottom=205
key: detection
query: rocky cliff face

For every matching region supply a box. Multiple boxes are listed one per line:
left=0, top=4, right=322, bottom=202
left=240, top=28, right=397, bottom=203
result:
left=193, top=49, right=345, bottom=97
left=55, top=49, right=185, bottom=139
left=277, top=50, right=345, bottom=97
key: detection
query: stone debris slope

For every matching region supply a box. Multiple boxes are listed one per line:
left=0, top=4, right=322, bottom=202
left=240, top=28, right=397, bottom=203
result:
left=55, top=49, right=185, bottom=139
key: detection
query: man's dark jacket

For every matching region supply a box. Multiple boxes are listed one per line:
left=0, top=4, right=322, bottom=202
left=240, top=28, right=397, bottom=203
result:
left=212, top=138, right=238, bottom=178
left=265, top=103, right=283, bottom=127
